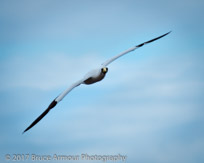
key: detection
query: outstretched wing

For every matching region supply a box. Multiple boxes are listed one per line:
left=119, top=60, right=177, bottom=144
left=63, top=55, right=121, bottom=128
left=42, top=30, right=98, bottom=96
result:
left=23, top=79, right=84, bottom=133
left=102, top=31, right=171, bottom=67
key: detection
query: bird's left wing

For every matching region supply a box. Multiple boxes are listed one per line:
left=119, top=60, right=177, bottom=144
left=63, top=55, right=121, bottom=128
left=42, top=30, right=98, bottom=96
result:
left=102, top=31, right=171, bottom=67
left=23, top=79, right=84, bottom=133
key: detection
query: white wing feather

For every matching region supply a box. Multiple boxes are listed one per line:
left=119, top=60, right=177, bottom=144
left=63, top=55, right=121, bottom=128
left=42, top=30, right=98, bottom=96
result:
left=102, top=31, right=171, bottom=67
left=55, top=79, right=84, bottom=102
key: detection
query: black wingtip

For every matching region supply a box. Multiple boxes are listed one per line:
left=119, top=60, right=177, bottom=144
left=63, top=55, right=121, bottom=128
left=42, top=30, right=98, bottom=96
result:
left=136, top=31, right=171, bottom=48
left=160, top=31, right=171, bottom=39
left=23, top=100, right=57, bottom=134
left=163, top=31, right=172, bottom=36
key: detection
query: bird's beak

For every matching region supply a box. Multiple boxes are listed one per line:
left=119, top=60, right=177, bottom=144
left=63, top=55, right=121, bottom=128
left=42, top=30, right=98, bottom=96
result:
left=102, top=67, right=108, bottom=74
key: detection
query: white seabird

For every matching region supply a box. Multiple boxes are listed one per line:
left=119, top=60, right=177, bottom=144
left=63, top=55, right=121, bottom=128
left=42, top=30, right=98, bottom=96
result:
left=23, top=31, right=171, bottom=133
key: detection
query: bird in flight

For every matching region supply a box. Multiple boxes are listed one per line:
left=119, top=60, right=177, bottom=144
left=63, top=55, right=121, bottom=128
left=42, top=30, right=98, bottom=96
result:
left=23, top=31, right=171, bottom=133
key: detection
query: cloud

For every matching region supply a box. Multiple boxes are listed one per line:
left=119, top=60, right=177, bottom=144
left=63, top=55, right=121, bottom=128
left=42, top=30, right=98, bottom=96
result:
left=0, top=52, right=104, bottom=91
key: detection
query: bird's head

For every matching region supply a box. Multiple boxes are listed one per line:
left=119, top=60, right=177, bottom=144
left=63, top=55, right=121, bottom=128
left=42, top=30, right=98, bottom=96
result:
left=101, top=67, right=108, bottom=74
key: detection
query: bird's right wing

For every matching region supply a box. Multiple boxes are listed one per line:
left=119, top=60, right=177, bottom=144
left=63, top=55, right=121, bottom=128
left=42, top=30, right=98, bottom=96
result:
left=23, top=79, right=84, bottom=133
left=102, top=31, right=171, bottom=67
left=55, top=79, right=84, bottom=102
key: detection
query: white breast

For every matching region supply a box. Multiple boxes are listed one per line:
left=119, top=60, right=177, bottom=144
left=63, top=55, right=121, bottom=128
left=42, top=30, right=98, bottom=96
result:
left=83, top=68, right=101, bottom=79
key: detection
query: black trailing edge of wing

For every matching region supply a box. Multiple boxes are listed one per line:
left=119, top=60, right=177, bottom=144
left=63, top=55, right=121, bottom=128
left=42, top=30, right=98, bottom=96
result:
left=136, top=31, right=171, bottom=48
left=23, top=99, right=57, bottom=134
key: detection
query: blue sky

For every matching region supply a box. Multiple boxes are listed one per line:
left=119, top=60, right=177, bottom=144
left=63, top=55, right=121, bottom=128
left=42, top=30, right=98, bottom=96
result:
left=0, top=0, right=204, bottom=162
